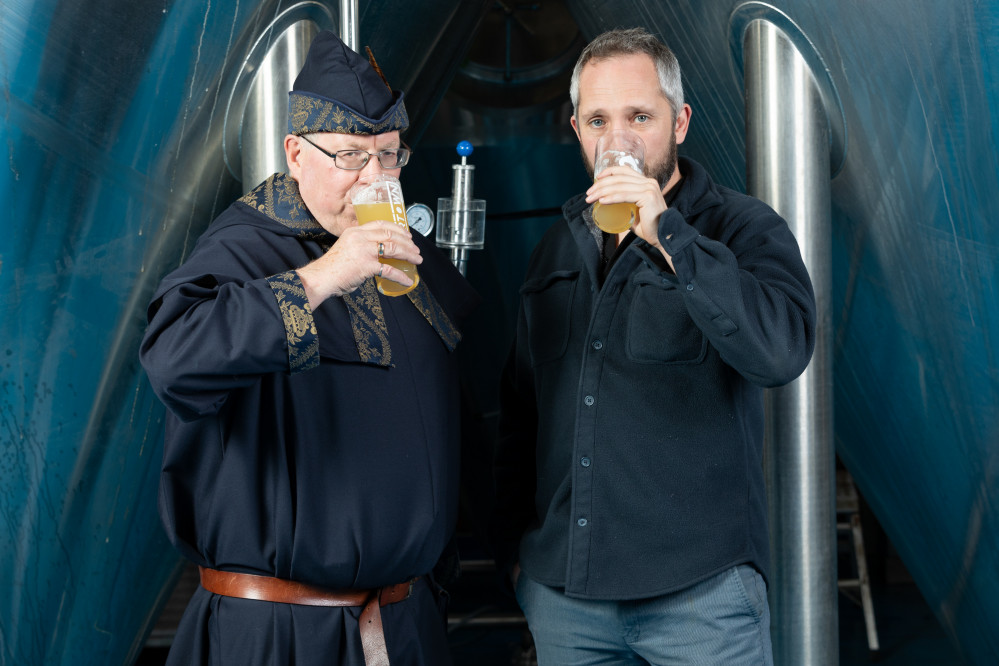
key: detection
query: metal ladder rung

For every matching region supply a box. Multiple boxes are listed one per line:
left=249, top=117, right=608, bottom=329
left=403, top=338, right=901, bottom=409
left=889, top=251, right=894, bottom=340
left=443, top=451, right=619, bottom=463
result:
left=837, top=470, right=880, bottom=652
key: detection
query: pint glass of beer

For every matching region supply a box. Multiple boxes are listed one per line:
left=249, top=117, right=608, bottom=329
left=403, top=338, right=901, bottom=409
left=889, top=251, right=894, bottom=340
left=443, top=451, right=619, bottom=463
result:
left=592, top=130, right=646, bottom=234
left=349, top=174, right=420, bottom=297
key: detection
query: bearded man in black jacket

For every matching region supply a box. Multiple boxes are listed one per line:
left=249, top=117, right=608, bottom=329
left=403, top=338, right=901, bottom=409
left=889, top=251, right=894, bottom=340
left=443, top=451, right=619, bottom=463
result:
left=494, top=27, right=816, bottom=666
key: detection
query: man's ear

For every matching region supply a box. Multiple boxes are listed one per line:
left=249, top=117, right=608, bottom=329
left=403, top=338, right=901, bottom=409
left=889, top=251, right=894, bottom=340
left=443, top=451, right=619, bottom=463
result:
left=570, top=115, right=582, bottom=142
left=284, top=134, right=303, bottom=177
left=674, top=104, right=692, bottom=145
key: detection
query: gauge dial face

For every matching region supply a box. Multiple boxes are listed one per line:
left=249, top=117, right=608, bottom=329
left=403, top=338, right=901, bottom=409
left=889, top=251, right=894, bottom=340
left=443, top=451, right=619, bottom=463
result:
left=406, top=203, right=435, bottom=236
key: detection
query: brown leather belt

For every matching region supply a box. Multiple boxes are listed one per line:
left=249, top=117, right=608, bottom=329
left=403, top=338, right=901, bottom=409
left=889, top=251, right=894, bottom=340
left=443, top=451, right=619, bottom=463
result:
left=199, top=566, right=418, bottom=666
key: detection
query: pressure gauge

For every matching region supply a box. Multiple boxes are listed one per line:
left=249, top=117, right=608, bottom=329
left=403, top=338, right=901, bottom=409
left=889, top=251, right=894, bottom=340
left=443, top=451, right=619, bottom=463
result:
left=406, top=203, right=435, bottom=236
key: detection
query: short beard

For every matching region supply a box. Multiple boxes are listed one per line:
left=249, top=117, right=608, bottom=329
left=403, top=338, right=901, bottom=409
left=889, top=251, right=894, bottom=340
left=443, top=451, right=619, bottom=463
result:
left=648, top=130, right=679, bottom=190
left=581, top=144, right=596, bottom=180
left=580, top=130, right=679, bottom=191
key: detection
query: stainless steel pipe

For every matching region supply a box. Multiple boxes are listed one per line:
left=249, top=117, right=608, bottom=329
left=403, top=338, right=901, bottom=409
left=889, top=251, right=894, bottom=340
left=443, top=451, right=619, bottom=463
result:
left=743, top=15, right=838, bottom=666
left=340, top=0, right=359, bottom=51
left=242, top=20, right=319, bottom=188
left=237, top=0, right=358, bottom=188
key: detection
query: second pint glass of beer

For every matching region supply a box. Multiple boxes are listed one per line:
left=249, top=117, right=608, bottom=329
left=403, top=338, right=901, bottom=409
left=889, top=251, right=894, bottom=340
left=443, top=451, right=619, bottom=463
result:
left=349, top=174, right=420, bottom=297
left=592, top=130, right=646, bottom=234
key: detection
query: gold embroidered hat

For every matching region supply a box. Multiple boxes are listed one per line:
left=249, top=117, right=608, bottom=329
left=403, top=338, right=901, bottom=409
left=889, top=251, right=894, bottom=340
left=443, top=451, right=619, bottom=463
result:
left=288, top=30, right=408, bottom=136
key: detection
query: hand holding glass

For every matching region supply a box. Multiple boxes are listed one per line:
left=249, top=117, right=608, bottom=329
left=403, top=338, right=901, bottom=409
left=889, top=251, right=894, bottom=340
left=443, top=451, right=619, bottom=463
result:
left=349, top=174, right=420, bottom=297
left=592, top=130, right=646, bottom=234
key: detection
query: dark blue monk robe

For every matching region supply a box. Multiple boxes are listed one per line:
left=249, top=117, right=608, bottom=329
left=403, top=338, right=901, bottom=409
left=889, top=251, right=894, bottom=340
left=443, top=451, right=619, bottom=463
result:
left=140, top=173, right=478, bottom=665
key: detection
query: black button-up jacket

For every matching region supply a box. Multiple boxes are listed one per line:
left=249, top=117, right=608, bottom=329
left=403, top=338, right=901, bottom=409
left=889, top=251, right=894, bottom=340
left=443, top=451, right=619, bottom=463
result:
left=495, top=157, right=816, bottom=600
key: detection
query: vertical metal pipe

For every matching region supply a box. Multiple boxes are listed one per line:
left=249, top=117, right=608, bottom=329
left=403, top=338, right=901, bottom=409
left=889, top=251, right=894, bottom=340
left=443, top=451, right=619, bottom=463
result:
left=744, top=18, right=837, bottom=665
left=340, top=0, right=359, bottom=51
left=241, top=21, right=318, bottom=189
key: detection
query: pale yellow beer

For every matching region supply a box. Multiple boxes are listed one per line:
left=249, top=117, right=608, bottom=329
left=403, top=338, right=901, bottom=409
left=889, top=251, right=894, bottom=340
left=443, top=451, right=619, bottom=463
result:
left=592, top=132, right=645, bottom=234
left=592, top=200, right=638, bottom=234
left=354, top=200, right=420, bottom=297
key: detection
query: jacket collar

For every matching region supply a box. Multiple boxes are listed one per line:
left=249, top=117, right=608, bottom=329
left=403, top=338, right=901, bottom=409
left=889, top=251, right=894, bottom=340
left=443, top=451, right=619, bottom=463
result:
left=670, top=157, right=723, bottom=218
left=237, top=172, right=336, bottom=242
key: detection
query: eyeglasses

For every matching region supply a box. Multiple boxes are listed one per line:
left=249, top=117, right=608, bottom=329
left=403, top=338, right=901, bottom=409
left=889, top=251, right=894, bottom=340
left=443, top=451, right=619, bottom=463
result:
left=300, top=134, right=411, bottom=170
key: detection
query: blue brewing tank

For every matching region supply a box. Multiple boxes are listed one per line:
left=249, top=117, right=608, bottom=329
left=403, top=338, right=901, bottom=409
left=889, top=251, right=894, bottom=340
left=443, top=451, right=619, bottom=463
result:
left=1, top=0, right=997, bottom=664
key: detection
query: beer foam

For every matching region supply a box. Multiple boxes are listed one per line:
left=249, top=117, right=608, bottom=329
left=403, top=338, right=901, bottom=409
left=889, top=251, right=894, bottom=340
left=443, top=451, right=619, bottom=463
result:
left=595, top=150, right=642, bottom=175
left=350, top=175, right=404, bottom=205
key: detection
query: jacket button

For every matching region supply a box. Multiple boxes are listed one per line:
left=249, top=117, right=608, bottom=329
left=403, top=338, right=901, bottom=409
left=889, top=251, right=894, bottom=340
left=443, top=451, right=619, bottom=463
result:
left=581, top=457, right=591, bottom=467
left=583, top=395, right=595, bottom=406
left=592, top=340, right=603, bottom=350
left=687, top=283, right=694, bottom=291
left=577, top=518, right=588, bottom=527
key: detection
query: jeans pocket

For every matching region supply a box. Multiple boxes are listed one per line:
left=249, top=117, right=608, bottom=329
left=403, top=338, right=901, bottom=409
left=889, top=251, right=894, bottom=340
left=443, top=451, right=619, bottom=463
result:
left=513, top=570, right=527, bottom=607
left=735, top=564, right=768, bottom=620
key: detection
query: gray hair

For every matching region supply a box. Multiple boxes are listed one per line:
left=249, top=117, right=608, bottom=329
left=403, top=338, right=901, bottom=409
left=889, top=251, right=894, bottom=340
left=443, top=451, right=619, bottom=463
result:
left=569, top=27, right=684, bottom=122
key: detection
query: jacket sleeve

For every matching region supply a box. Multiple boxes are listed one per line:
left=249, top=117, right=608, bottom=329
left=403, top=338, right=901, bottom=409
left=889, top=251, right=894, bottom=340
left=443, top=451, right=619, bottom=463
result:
left=654, top=202, right=817, bottom=387
left=139, top=231, right=318, bottom=422
left=491, top=304, right=539, bottom=587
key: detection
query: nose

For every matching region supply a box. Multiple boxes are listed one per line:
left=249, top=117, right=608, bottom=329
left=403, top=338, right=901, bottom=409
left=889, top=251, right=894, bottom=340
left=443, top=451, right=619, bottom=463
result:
left=360, top=153, right=385, bottom=175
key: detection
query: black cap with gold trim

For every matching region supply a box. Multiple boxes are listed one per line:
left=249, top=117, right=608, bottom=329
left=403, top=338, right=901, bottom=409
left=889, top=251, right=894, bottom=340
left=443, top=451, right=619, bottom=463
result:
left=288, top=30, right=408, bottom=136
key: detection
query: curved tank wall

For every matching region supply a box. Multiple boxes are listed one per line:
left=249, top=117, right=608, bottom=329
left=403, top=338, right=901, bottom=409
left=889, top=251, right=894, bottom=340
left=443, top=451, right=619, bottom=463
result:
left=2, top=0, right=997, bottom=665
left=0, top=1, right=488, bottom=664
left=564, top=1, right=999, bottom=663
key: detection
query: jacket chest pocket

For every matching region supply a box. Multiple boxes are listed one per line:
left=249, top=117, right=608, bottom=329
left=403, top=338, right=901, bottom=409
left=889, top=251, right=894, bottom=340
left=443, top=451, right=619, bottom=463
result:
left=626, top=277, right=707, bottom=364
left=522, top=270, right=579, bottom=367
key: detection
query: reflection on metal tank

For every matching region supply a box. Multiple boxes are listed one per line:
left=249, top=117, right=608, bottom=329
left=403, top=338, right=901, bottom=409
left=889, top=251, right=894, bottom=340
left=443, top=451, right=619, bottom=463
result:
left=563, top=1, right=998, bottom=663
left=743, top=12, right=839, bottom=664
left=0, top=1, right=488, bottom=663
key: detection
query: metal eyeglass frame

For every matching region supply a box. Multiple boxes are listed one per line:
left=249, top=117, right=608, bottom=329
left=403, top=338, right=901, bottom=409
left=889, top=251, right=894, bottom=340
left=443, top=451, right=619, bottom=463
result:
left=299, top=134, right=411, bottom=169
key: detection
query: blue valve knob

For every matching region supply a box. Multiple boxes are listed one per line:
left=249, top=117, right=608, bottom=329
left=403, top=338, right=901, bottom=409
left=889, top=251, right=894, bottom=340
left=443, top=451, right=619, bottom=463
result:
left=456, top=141, right=474, bottom=157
